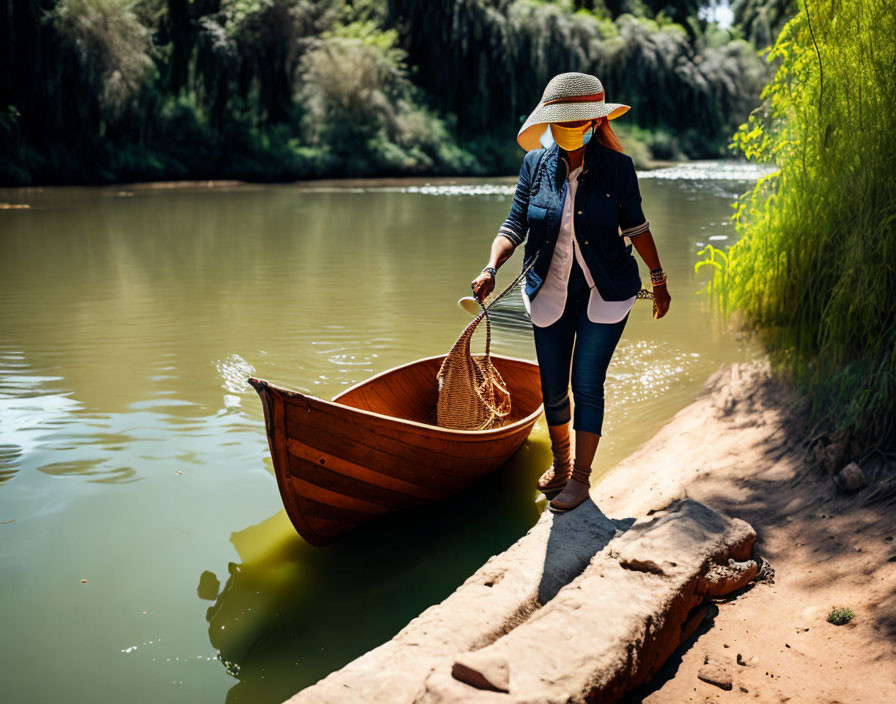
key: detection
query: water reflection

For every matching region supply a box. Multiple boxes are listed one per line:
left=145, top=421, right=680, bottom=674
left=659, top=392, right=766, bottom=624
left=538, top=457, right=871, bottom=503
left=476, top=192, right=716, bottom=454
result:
left=38, top=459, right=139, bottom=484
left=0, top=444, right=21, bottom=485
left=202, top=440, right=550, bottom=704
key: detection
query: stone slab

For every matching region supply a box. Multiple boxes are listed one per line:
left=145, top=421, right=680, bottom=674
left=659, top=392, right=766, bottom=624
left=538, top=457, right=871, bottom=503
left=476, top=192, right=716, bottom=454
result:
left=418, top=499, right=756, bottom=703
left=285, top=503, right=624, bottom=703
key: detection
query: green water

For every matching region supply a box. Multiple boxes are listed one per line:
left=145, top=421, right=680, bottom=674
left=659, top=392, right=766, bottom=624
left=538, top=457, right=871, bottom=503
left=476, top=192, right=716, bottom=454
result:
left=0, top=162, right=767, bottom=704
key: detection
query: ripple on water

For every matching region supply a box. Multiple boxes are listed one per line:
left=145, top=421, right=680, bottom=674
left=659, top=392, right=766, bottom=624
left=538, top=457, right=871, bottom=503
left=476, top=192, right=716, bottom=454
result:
left=37, top=460, right=140, bottom=484
left=400, top=184, right=515, bottom=196
left=0, top=444, right=23, bottom=485
left=369, top=161, right=775, bottom=198
left=611, top=340, right=703, bottom=407
left=214, top=354, right=256, bottom=409
left=638, top=160, right=776, bottom=181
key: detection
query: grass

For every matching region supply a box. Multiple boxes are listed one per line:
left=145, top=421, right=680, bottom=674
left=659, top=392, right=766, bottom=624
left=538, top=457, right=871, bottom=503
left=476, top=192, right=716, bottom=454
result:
left=696, top=0, right=896, bottom=457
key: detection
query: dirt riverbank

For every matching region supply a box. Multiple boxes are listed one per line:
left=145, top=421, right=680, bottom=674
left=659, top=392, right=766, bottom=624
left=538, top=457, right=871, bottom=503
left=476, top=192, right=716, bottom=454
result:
left=589, top=359, right=896, bottom=703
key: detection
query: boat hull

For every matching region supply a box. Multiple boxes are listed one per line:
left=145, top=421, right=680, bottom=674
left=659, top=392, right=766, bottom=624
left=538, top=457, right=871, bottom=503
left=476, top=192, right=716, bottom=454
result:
left=249, top=354, right=544, bottom=545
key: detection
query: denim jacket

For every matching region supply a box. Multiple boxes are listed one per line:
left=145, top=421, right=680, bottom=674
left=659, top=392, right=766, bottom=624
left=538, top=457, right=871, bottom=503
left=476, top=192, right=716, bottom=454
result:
left=497, top=139, right=650, bottom=302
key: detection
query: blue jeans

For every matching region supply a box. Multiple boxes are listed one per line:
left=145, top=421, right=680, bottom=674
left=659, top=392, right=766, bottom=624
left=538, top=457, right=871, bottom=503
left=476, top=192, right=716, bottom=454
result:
left=531, top=287, right=629, bottom=435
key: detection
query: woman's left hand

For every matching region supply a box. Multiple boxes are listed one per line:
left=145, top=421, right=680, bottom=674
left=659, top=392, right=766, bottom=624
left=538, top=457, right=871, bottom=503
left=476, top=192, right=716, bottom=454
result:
left=652, top=284, right=671, bottom=319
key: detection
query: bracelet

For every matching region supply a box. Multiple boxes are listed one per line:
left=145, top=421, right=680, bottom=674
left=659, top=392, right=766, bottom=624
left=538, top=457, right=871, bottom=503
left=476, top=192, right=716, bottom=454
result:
left=649, top=269, right=666, bottom=284
left=482, top=266, right=497, bottom=279
left=651, top=271, right=667, bottom=287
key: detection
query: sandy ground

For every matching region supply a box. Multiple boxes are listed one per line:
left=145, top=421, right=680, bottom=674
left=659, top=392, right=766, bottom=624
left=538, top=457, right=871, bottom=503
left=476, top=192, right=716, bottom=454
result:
left=582, top=359, right=896, bottom=704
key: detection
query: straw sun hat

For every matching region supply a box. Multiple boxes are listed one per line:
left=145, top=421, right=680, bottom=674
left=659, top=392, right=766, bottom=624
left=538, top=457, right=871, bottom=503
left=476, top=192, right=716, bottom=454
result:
left=517, top=72, right=630, bottom=151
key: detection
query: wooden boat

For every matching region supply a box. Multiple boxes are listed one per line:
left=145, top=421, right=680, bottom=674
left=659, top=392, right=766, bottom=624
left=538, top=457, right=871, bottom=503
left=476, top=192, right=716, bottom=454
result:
left=248, top=353, right=544, bottom=546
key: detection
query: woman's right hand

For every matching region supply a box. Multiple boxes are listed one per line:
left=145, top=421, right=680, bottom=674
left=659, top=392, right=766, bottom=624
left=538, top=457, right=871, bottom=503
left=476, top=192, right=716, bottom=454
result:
left=470, top=272, right=495, bottom=302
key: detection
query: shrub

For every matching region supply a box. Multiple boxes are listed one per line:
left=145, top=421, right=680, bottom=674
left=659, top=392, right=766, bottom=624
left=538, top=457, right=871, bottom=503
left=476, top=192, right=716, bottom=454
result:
left=827, top=606, right=855, bottom=626
left=48, top=0, right=154, bottom=120
left=297, top=20, right=475, bottom=175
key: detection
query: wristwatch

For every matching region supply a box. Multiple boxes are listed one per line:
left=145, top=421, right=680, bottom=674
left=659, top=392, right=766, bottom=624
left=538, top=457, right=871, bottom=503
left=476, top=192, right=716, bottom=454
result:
left=482, top=266, right=497, bottom=279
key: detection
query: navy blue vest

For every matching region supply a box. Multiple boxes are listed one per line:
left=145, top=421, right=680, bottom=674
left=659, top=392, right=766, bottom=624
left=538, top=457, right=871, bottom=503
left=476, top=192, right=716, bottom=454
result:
left=520, top=140, right=645, bottom=303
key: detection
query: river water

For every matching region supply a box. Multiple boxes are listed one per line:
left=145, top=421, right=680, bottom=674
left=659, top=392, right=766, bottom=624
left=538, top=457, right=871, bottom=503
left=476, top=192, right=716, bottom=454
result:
left=0, top=162, right=768, bottom=704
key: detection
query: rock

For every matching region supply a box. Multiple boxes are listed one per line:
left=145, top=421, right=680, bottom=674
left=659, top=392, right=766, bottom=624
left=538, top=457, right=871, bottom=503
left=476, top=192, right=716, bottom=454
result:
left=451, top=653, right=509, bottom=692
left=703, top=558, right=758, bottom=597
left=697, top=665, right=733, bottom=691
left=736, top=652, right=757, bottom=667
left=419, top=500, right=756, bottom=703
left=835, top=462, right=867, bottom=491
left=823, top=442, right=847, bottom=474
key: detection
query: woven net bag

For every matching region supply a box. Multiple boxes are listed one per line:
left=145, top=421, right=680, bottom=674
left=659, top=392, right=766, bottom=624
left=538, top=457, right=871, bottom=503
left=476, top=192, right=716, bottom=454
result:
left=435, top=309, right=512, bottom=431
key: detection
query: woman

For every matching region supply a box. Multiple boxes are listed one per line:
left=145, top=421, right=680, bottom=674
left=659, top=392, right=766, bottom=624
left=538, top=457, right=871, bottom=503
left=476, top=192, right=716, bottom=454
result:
left=471, top=72, right=671, bottom=513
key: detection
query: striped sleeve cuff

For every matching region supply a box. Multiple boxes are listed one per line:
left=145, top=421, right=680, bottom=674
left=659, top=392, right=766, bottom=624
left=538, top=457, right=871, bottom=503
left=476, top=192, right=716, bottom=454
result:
left=497, top=224, right=524, bottom=247
left=620, top=220, right=650, bottom=237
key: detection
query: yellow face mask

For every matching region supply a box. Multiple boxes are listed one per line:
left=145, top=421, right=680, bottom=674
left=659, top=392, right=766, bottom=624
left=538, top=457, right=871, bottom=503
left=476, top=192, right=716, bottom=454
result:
left=549, top=121, right=595, bottom=151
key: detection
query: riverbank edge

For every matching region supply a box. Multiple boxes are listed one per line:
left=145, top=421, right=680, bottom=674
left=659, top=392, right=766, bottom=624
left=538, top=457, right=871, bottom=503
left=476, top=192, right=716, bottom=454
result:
left=285, top=357, right=896, bottom=703
left=0, top=160, right=683, bottom=195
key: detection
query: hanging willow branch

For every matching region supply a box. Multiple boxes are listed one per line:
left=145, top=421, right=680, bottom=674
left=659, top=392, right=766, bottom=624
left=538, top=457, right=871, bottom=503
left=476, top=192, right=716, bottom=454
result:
left=803, top=0, right=825, bottom=141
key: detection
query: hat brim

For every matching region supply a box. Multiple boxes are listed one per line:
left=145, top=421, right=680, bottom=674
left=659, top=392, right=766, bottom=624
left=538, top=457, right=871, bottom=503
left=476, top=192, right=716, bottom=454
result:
left=517, top=101, right=630, bottom=151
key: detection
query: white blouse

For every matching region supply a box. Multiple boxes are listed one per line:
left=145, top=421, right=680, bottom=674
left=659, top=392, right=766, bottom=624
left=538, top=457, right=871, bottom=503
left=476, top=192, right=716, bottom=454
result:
left=522, top=165, right=636, bottom=327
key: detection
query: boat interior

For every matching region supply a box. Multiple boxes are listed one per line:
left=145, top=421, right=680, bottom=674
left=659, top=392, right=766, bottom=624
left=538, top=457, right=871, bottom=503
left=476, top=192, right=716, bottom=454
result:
left=332, top=355, right=543, bottom=427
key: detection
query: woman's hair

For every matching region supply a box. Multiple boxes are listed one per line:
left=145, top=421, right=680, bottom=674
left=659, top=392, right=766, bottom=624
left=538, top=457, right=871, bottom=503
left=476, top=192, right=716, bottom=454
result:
left=593, top=117, right=625, bottom=153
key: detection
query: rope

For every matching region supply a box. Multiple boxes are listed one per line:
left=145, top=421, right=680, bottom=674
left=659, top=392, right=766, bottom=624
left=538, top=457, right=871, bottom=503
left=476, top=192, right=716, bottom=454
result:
left=480, top=251, right=541, bottom=311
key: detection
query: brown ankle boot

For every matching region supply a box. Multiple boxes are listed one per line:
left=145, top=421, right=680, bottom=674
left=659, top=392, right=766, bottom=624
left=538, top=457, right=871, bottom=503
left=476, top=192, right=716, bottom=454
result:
left=537, top=422, right=572, bottom=498
left=548, top=461, right=592, bottom=513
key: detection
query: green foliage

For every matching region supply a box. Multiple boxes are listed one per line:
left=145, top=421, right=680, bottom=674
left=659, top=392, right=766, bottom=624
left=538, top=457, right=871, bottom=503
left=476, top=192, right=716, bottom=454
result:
left=732, top=0, right=798, bottom=48
left=387, top=0, right=771, bottom=158
left=826, top=606, right=855, bottom=626
left=298, top=21, right=476, bottom=174
left=697, top=0, right=896, bottom=450
left=1, top=0, right=784, bottom=183
left=610, top=122, right=666, bottom=166
left=48, top=0, right=154, bottom=120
